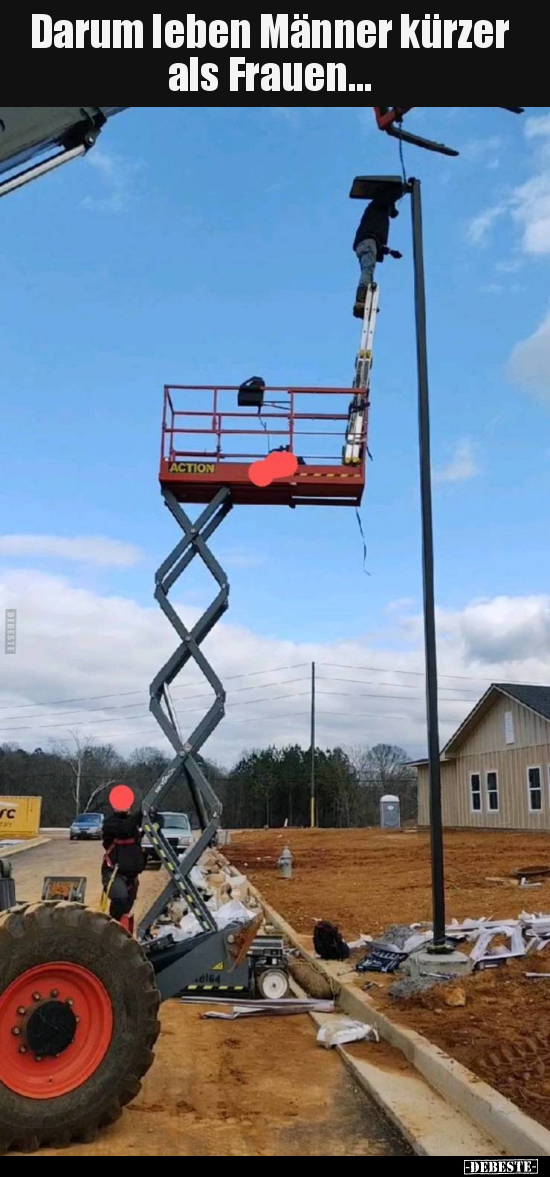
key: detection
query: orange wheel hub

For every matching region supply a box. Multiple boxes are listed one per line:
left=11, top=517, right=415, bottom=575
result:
left=0, top=962, right=113, bottom=1099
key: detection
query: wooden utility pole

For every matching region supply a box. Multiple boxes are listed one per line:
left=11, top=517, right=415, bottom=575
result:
left=310, top=661, right=316, bottom=828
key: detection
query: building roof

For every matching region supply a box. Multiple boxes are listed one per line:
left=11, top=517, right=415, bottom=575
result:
left=494, top=683, right=550, bottom=722
left=442, top=682, right=550, bottom=758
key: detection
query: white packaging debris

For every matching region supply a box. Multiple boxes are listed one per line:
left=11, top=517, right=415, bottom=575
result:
left=215, top=898, right=256, bottom=930
left=317, top=1019, right=380, bottom=1049
left=190, top=865, right=207, bottom=888
left=161, top=913, right=203, bottom=942
left=470, top=924, right=526, bottom=964
left=348, top=935, right=373, bottom=951
left=404, top=931, right=434, bottom=954
left=203, top=999, right=334, bottom=1020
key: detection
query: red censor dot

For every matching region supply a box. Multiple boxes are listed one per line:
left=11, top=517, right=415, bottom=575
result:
left=249, top=451, right=298, bottom=487
left=109, top=784, right=135, bottom=812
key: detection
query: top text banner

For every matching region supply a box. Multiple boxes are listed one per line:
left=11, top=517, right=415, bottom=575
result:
left=19, top=14, right=530, bottom=101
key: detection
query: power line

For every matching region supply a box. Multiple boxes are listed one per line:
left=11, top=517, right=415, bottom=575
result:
left=5, top=657, right=542, bottom=741
left=318, top=662, right=542, bottom=685
left=3, top=658, right=545, bottom=723
left=317, top=663, right=550, bottom=687
left=316, top=689, right=475, bottom=704
left=0, top=667, right=481, bottom=728
left=0, top=682, right=473, bottom=736
left=316, top=675, right=481, bottom=698
left=0, top=675, right=483, bottom=736
left=0, top=676, right=310, bottom=725
left=0, top=689, right=313, bottom=735
left=0, top=663, right=309, bottom=715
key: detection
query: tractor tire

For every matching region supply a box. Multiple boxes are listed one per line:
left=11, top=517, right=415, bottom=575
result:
left=0, top=903, right=160, bottom=1154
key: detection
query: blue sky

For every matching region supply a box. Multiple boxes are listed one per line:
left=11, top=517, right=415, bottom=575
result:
left=1, top=106, right=550, bottom=763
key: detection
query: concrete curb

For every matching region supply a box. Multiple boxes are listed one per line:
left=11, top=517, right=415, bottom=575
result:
left=0, top=837, right=50, bottom=857
left=246, top=879, right=550, bottom=1158
left=290, top=983, right=504, bottom=1157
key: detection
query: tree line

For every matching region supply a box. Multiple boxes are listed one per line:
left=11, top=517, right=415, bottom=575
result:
left=0, top=737, right=417, bottom=829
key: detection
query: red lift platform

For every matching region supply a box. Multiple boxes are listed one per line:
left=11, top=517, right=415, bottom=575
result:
left=159, top=385, right=367, bottom=508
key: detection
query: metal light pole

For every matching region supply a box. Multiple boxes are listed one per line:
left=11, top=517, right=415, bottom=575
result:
left=349, top=174, right=448, bottom=948
left=310, top=661, right=316, bottom=828
left=409, top=177, right=447, bottom=950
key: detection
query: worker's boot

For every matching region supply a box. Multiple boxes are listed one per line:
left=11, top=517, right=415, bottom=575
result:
left=353, top=284, right=367, bottom=318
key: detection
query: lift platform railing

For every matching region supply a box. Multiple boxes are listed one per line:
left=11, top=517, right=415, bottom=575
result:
left=159, top=385, right=368, bottom=507
left=161, top=384, right=362, bottom=466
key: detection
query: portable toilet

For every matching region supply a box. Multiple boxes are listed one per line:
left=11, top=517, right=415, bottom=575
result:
left=380, top=794, right=401, bottom=829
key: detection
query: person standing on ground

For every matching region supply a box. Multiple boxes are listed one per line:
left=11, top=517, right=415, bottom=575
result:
left=101, top=791, right=146, bottom=923
left=353, top=196, right=402, bottom=318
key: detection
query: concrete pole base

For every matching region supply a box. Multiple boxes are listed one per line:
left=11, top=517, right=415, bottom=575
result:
left=409, top=948, right=473, bottom=979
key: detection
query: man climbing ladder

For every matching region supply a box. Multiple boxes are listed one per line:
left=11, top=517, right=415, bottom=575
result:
left=353, top=192, right=402, bottom=317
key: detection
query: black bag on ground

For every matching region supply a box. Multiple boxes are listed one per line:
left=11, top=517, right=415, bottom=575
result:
left=313, top=921, right=350, bottom=962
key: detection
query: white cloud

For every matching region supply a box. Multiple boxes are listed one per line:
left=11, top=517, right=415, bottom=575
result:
left=456, top=595, right=550, bottom=663
left=461, top=136, right=501, bottom=168
left=510, top=172, right=550, bottom=255
left=525, top=115, right=550, bottom=140
left=217, top=547, right=266, bottom=569
left=509, top=310, right=550, bottom=402
left=495, top=259, right=522, bottom=274
left=82, top=150, right=142, bottom=214
left=385, top=597, right=416, bottom=615
left=2, top=570, right=550, bottom=765
left=434, top=439, right=480, bottom=484
left=467, top=204, right=507, bottom=244
left=468, top=115, right=550, bottom=254
left=0, top=535, right=142, bottom=567
left=480, top=283, right=503, bottom=295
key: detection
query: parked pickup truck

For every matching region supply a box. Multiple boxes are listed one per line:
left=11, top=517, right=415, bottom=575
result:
left=142, top=811, right=193, bottom=869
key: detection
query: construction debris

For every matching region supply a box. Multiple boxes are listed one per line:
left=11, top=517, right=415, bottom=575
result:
left=288, top=957, right=334, bottom=1000
left=203, top=998, right=334, bottom=1021
left=357, top=944, right=408, bottom=974
left=348, top=934, right=373, bottom=950
left=469, top=923, right=525, bottom=965
left=317, top=1019, right=380, bottom=1049
left=352, top=910, right=550, bottom=997
left=388, top=975, right=448, bottom=1000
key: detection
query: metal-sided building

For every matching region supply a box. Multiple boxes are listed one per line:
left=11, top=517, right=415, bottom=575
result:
left=416, top=683, right=550, bottom=831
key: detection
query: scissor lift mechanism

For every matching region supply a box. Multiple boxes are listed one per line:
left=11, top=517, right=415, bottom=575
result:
left=139, top=368, right=371, bottom=997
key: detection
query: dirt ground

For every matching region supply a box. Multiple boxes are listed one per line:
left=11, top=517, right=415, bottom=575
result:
left=6, top=839, right=409, bottom=1157
left=24, top=1005, right=409, bottom=1157
left=228, top=827, right=550, bottom=1130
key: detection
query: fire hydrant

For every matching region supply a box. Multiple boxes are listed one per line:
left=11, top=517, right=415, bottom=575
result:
left=278, top=846, right=293, bottom=879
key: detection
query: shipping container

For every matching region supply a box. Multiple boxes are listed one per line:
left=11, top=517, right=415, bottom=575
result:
left=0, top=796, right=42, bottom=839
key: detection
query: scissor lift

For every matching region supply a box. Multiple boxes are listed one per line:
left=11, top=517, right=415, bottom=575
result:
left=137, top=384, right=367, bottom=995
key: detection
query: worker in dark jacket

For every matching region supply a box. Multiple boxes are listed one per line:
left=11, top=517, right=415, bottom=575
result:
left=353, top=197, right=401, bottom=317
left=101, top=800, right=145, bottom=923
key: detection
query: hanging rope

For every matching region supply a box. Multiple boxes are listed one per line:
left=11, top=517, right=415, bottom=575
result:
left=398, top=133, right=407, bottom=189
left=355, top=508, right=370, bottom=575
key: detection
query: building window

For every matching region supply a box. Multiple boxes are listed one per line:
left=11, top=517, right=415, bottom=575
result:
left=528, top=767, right=543, bottom=812
left=486, top=771, right=499, bottom=812
left=471, top=773, right=482, bottom=812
